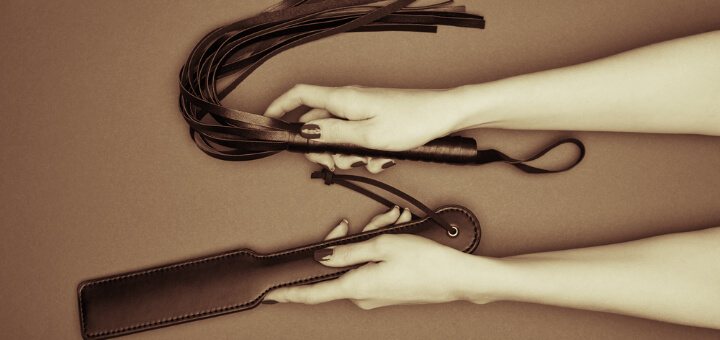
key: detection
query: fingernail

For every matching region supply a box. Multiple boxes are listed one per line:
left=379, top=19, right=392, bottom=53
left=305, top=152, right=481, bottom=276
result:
left=381, top=160, right=396, bottom=169
left=300, top=124, right=321, bottom=139
left=386, top=205, right=399, bottom=213
left=351, top=161, right=366, bottom=168
left=261, top=300, right=279, bottom=305
left=321, top=164, right=334, bottom=172
left=314, top=248, right=333, bottom=262
left=341, top=218, right=349, bottom=225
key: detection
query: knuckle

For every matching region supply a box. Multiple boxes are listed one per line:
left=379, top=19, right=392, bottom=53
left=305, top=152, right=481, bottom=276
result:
left=326, top=87, right=348, bottom=106
left=338, top=246, right=354, bottom=264
left=337, top=276, right=367, bottom=302
left=366, top=164, right=383, bottom=174
left=335, top=163, right=351, bottom=170
left=333, top=87, right=352, bottom=105
left=289, top=84, right=303, bottom=95
left=283, top=288, right=299, bottom=302
left=291, top=83, right=308, bottom=92
left=325, top=121, right=343, bottom=141
left=349, top=285, right=368, bottom=301
left=287, top=288, right=315, bottom=305
left=337, top=277, right=355, bottom=296
left=332, top=86, right=363, bottom=108
left=371, top=234, right=395, bottom=251
left=355, top=300, right=375, bottom=310
left=354, top=131, right=373, bottom=148
left=351, top=124, right=381, bottom=149
left=339, top=85, right=362, bottom=94
left=331, top=154, right=349, bottom=169
left=359, top=125, right=391, bottom=150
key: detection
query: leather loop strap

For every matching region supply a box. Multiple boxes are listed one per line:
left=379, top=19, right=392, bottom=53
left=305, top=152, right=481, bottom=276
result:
left=475, top=138, right=586, bottom=173
left=311, top=169, right=456, bottom=234
left=178, top=0, right=585, bottom=173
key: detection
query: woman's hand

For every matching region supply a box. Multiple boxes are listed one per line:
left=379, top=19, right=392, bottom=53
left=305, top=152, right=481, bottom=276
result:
left=263, top=206, right=496, bottom=309
left=264, top=85, right=463, bottom=173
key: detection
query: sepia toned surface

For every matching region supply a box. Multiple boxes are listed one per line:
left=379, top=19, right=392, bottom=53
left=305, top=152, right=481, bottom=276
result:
left=1, top=0, right=719, bottom=339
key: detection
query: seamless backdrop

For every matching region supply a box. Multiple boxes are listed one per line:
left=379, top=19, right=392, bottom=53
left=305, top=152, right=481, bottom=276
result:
left=1, top=1, right=720, bottom=339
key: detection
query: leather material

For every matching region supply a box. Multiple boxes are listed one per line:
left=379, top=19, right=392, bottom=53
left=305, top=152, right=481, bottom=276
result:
left=77, top=205, right=481, bottom=340
left=177, top=0, right=586, bottom=173
left=287, top=123, right=481, bottom=164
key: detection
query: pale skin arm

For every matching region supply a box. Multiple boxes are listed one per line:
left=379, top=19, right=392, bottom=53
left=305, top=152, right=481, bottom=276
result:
left=267, top=209, right=720, bottom=329
left=493, top=227, right=720, bottom=329
left=452, top=30, right=720, bottom=135
left=264, top=31, right=720, bottom=328
left=264, top=30, right=720, bottom=171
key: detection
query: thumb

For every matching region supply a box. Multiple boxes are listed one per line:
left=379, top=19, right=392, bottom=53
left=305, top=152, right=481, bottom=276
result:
left=301, top=118, right=369, bottom=146
left=315, top=235, right=393, bottom=267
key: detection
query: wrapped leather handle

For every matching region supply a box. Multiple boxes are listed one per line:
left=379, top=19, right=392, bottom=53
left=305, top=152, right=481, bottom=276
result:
left=287, top=123, right=479, bottom=164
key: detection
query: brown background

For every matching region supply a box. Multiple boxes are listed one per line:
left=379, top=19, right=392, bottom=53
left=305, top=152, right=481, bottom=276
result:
left=2, top=0, right=720, bottom=339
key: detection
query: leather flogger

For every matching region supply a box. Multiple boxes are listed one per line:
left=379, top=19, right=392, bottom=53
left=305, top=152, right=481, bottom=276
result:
left=77, top=170, right=482, bottom=339
left=179, top=0, right=585, bottom=173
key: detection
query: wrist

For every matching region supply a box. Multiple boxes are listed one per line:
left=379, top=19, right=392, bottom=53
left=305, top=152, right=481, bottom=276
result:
left=452, top=253, right=516, bottom=304
left=445, top=84, right=508, bottom=133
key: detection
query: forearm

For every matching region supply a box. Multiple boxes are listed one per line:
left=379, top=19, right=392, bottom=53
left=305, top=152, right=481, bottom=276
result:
left=448, top=30, right=720, bottom=136
left=466, top=227, right=720, bottom=328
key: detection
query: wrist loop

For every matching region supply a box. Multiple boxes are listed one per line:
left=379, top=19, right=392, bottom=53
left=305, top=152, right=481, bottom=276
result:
left=311, top=168, right=457, bottom=236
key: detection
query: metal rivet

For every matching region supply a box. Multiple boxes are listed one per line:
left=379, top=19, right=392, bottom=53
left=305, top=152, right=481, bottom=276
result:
left=447, top=225, right=459, bottom=237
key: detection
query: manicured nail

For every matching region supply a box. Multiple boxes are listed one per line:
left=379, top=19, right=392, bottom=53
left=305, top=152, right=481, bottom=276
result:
left=386, top=205, right=399, bottom=213
left=341, top=218, right=349, bottom=225
left=300, top=124, right=321, bottom=139
left=351, top=161, right=366, bottom=168
left=381, top=160, right=396, bottom=169
left=261, top=300, right=279, bottom=305
left=314, top=248, right=333, bottom=262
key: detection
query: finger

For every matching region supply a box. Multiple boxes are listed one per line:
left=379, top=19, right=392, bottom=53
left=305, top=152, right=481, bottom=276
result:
left=264, top=219, right=349, bottom=305
left=361, top=205, right=401, bottom=232
left=396, top=207, right=412, bottom=224
left=264, top=84, right=335, bottom=118
left=332, top=154, right=369, bottom=170
left=299, top=108, right=332, bottom=123
left=315, top=235, right=395, bottom=267
left=354, top=299, right=394, bottom=310
left=301, top=110, right=341, bottom=171
left=306, top=153, right=335, bottom=171
left=324, top=219, right=349, bottom=240
left=365, top=158, right=396, bottom=174
left=354, top=299, right=425, bottom=310
left=300, top=118, right=368, bottom=145
left=264, top=277, right=348, bottom=305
